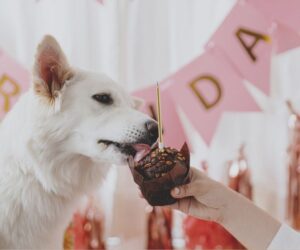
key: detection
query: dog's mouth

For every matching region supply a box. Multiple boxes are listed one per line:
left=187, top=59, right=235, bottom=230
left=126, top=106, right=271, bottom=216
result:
left=98, top=139, right=154, bottom=161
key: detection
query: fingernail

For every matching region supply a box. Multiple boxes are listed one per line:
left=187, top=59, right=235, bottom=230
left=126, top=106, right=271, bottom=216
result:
left=172, top=187, right=180, bottom=196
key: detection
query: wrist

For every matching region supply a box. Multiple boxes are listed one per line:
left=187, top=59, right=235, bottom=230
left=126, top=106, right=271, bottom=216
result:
left=215, top=186, right=238, bottom=226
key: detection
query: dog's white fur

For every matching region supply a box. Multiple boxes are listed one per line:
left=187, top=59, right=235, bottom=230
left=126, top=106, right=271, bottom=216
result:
left=0, top=35, right=154, bottom=248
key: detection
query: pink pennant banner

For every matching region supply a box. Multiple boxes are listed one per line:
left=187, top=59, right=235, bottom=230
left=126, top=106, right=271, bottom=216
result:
left=164, top=50, right=259, bottom=144
left=0, top=49, right=30, bottom=119
left=248, top=0, right=300, bottom=35
left=207, top=1, right=273, bottom=94
left=132, top=0, right=300, bottom=145
left=272, top=22, right=300, bottom=54
left=133, top=85, right=189, bottom=150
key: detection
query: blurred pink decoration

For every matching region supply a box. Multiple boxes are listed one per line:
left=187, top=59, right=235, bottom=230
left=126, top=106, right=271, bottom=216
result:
left=147, top=207, right=173, bottom=249
left=96, top=0, right=104, bottom=4
left=249, top=0, right=300, bottom=34
left=131, top=0, right=300, bottom=145
left=165, top=50, right=259, bottom=144
left=273, top=22, right=300, bottom=54
left=286, top=101, right=300, bottom=230
left=64, top=197, right=106, bottom=250
left=0, top=49, right=30, bottom=119
left=133, top=85, right=189, bottom=149
left=226, top=144, right=253, bottom=200
left=208, top=1, right=272, bottom=94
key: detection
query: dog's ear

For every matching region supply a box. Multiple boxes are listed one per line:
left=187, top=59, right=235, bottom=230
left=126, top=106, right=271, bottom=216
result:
left=132, top=97, right=145, bottom=110
left=33, top=35, right=73, bottom=101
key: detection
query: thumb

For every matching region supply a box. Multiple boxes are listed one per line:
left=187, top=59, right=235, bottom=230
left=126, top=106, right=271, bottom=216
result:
left=171, top=183, right=195, bottom=198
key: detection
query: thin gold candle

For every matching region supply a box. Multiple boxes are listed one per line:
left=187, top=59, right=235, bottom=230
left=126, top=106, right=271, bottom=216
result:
left=156, top=82, right=164, bottom=149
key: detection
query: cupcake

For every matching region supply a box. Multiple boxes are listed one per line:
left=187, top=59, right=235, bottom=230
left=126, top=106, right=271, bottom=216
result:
left=128, top=143, right=190, bottom=206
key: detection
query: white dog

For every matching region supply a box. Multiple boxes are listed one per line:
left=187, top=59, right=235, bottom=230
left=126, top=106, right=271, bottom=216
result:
left=0, top=35, right=157, bottom=249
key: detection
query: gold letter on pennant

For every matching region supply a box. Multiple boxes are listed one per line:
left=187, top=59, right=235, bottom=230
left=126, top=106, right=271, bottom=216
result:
left=236, top=28, right=270, bottom=62
left=0, top=74, right=20, bottom=112
left=190, top=75, right=222, bottom=110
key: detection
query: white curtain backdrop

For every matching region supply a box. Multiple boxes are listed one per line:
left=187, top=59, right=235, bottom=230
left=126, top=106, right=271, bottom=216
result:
left=1, top=0, right=300, bottom=249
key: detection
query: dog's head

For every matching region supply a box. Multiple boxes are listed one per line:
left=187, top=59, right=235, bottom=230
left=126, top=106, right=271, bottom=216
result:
left=32, top=35, right=158, bottom=166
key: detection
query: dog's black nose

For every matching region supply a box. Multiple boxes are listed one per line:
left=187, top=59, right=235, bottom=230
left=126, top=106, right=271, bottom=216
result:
left=145, top=120, right=158, bottom=145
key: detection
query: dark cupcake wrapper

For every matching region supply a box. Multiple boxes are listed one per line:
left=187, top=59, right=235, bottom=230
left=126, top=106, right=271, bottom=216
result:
left=128, top=143, right=190, bottom=206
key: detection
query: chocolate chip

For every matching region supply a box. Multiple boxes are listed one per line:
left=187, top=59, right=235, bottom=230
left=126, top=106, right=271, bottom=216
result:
left=156, top=162, right=163, bottom=167
left=144, top=163, right=151, bottom=168
left=159, top=165, right=166, bottom=172
left=151, top=158, right=158, bottom=164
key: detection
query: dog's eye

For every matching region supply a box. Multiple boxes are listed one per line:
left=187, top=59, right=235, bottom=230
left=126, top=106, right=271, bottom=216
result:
left=92, top=93, right=113, bottom=105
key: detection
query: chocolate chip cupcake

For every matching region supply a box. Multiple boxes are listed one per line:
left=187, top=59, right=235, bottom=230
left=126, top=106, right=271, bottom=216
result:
left=128, top=143, right=190, bottom=206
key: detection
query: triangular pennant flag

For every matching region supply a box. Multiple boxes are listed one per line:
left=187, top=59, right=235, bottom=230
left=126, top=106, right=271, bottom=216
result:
left=274, top=22, right=300, bottom=54
left=0, top=49, right=30, bottom=119
left=249, top=0, right=300, bottom=34
left=164, top=50, right=260, bottom=144
left=207, top=1, right=273, bottom=95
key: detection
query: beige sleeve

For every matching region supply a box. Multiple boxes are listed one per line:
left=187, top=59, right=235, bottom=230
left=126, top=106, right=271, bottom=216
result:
left=267, top=224, right=300, bottom=250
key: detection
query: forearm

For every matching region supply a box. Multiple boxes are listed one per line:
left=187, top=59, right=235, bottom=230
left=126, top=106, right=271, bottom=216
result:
left=220, top=187, right=281, bottom=249
left=170, top=168, right=282, bottom=249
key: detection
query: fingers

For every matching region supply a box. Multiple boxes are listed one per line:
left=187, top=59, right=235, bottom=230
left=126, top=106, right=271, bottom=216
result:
left=167, top=197, right=193, bottom=214
left=171, top=182, right=196, bottom=198
left=171, top=167, right=210, bottom=198
left=170, top=167, right=201, bottom=198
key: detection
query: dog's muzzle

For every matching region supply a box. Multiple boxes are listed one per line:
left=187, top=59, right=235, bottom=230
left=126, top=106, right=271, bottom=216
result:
left=144, top=120, right=158, bottom=146
left=98, top=120, right=159, bottom=159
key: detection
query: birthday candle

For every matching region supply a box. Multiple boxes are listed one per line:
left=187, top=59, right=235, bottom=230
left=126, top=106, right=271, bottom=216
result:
left=156, top=82, right=164, bottom=149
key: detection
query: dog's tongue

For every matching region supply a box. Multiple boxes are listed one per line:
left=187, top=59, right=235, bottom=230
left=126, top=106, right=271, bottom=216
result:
left=132, top=144, right=151, bottom=162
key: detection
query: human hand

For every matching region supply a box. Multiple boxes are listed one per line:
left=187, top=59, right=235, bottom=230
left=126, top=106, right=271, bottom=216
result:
left=168, top=167, right=232, bottom=223
left=168, top=167, right=282, bottom=250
